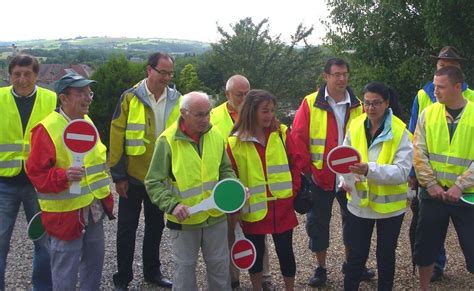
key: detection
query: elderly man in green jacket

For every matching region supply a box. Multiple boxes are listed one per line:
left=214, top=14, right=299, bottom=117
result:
left=145, top=91, right=236, bottom=290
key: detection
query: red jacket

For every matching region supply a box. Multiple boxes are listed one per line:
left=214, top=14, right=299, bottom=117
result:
left=291, top=84, right=362, bottom=191
left=227, top=127, right=299, bottom=235
left=27, top=124, right=114, bottom=241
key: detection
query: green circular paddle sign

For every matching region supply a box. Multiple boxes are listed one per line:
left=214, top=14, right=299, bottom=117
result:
left=28, top=212, right=46, bottom=241
left=213, top=178, right=246, bottom=212
left=461, top=194, right=474, bottom=205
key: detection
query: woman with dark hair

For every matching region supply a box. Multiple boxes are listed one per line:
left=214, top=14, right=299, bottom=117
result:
left=341, top=82, right=413, bottom=290
left=227, top=89, right=298, bottom=291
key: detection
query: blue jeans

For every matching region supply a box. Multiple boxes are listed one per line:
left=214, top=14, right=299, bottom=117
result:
left=0, top=182, right=52, bottom=291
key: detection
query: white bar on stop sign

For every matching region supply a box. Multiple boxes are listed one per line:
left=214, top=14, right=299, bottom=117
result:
left=66, top=133, right=94, bottom=141
left=234, top=249, right=253, bottom=259
left=331, top=156, right=358, bottom=166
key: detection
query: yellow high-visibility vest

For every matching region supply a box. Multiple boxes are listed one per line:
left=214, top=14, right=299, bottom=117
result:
left=425, top=102, right=474, bottom=193
left=162, top=122, right=225, bottom=224
left=125, top=96, right=180, bottom=155
left=210, top=102, right=234, bottom=139
left=228, top=125, right=292, bottom=222
left=0, top=86, right=56, bottom=176
left=349, top=113, right=409, bottom=214
left=36, top=112, right=110, bottom=212
left=417, top=87, right=474, bottom=116
left=306, top=92, right=362, bottom=169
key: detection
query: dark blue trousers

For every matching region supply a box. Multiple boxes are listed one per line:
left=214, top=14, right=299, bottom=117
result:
left=344, top=211, right=404, bottom=291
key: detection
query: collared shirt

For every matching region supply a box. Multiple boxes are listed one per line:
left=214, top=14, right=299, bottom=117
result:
left=145, top=79, right=167, bottom=137
left=226, top=102, right=239, bottom=123
left=325, top=87, right=350, bottom=190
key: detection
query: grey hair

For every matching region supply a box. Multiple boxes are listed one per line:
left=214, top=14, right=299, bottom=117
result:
left=180, top=91, right=210, bottom=110
left=225, top=75, right=250, bottom=91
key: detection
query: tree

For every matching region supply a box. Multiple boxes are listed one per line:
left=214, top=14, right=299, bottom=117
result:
left=89, top=54, right=144, bottom=146
left=423, top=0, right=474, bottom=81
left=175, top=63, right=208, bottom=94
left=202, top=18, right=325, bottom=110
left=325, top=0, right=474, bottom=119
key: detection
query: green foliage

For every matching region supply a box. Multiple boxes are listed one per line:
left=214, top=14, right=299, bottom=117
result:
left=175, top=63, right=208, bottom=94
left=89, top=54, right=145, bottom=146
left=423, top=0, right=474, bottom=83
left=201, top=18, right=325, bottom=111
left=325, top=0, right=474, bottom=121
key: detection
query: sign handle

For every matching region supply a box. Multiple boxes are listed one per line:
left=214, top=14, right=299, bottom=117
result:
left=342, top=173, right=361, bottom=203
left=188, top=197, right=214, bottom=214
left=70, top=154, right=84, bottom=194
left=234, top=223, right=245, bottom=240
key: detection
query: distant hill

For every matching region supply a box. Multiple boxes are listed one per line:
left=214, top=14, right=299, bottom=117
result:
left=0, top=36, right=211, bottom=55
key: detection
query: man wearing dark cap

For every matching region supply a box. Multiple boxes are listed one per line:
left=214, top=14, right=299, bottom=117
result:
left=0, top=54, right=54, bottom=291
left=408, top=46, right=474, bottom=282
left=26, top=72, right=114, bottom=290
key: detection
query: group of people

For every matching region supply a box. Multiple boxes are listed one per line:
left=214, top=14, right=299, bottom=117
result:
left=0, top=46, right=473, bottom=291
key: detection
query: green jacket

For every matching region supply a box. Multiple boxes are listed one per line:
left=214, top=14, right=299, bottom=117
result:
left=145, top=118, right=236, bottom=230
left=109, top=80, right=181, bottom=184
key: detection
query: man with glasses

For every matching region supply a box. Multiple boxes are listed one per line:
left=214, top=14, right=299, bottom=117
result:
left=0, top=54, right=54, bottom=291
left=26, top=72, right=114, bottom=290
left=110, top=52, right=180, bottom=290
left=292, top=58, right=374, bottom=287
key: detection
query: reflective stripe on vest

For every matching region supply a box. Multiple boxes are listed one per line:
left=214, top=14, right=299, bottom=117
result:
left=349, top=113, right=409, bottom=214
left=37, top=112, right=110, bottom=212
left=425, top=102, right=474, bottom=193
left=125, top=97, right=148, bottom=155
left=210, top=102, right=234, bottom=139
left=163, top=122, right=225, bottom=225
left=306, top=92, right=362, bottom=170
left=125, top=95, right=181, bottom=156
left=169, top=181, right=217, bottom=199
left=0, top=86, right=56, bottom=176
left=228, top=125, right=292, bottom=222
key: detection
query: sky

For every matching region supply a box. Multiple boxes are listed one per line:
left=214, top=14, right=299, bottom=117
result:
left=2, top=0, right=330, bottom=45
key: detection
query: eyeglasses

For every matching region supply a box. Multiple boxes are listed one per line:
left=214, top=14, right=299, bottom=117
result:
left=151, top=66, right=174, bottom=77
left=363, top=100, right=385, bottom=108
left=328, top=72, right=349, bottom=79
left=185, top=109, right=211, bottom=118
left=68, top=91, right=94, bottom=98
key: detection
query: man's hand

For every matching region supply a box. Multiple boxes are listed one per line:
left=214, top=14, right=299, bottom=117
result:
left=115, top=180, right=129, bottom=199
left=443, top=185, right=462, bottom=203
left=172, top=204, right=190, bottom=222
left=408, top=176, right=418, bottom=190
left=427, top=184, right=445, bottom=199
left=244, top=187, right=250, bottom=201
left=66, top=166, right=85, bottom=182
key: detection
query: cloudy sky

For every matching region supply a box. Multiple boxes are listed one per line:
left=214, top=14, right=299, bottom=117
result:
left=2, top=0, right=330, bottom=44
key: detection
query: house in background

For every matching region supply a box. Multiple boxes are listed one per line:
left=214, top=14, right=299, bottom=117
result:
left=1, top=63, right=93, bottom=90
left=37, top=64, right=94, bottom=90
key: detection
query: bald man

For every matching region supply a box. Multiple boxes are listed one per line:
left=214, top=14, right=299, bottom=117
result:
left=146, top=92, right=237, bottom=290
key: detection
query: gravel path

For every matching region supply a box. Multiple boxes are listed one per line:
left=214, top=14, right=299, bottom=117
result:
left=5, top=193, right=474, bottom=290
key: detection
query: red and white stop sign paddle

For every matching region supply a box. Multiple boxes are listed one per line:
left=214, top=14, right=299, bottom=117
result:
left=327, top=146, right=361, bottom=195
left=231, top=224, right=256, bottom=270
left=62, top=119, right=98, bottom=194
